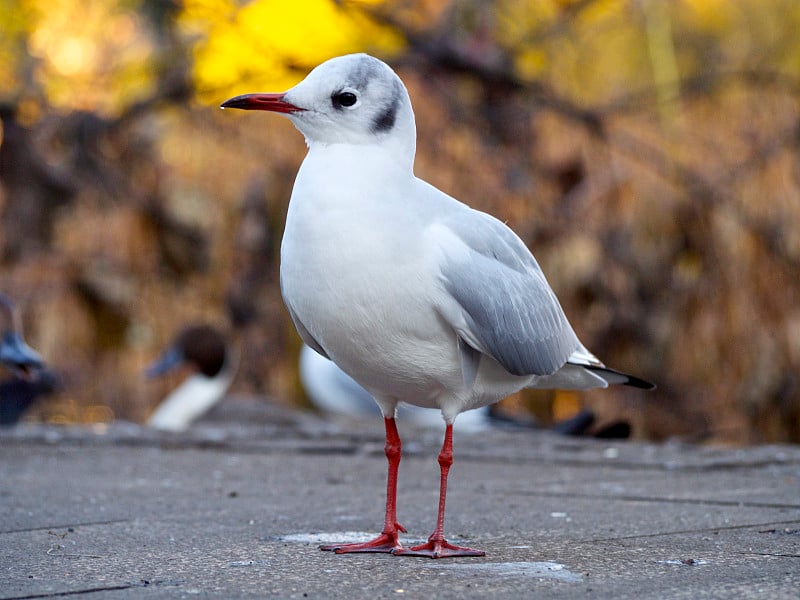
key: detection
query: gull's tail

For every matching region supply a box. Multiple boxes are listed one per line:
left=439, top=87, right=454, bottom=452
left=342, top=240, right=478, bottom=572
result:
left=526, top=346, right=655, bottom=391
left=581, top=365, right=656, bottom=390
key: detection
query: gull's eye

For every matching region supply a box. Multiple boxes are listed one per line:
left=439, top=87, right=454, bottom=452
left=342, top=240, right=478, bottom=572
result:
left=332, top=90, right=359, bottom=109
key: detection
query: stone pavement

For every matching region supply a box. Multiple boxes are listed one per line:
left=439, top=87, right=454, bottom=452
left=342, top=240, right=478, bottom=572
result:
left=1, top=400, right=799, bottom=599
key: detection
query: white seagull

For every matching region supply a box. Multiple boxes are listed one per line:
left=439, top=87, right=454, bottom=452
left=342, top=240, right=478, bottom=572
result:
left=222, top=53, right=653, bottom=558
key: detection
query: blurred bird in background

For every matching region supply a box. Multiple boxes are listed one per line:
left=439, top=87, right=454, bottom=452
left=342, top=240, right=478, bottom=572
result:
left=0, top=294, right=58, bottom=425
left=145, top=324, right=237, bottom=432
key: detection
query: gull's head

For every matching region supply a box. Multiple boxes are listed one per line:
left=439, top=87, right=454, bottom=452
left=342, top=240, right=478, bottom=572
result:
left=221, top=54, right=416, bottom=166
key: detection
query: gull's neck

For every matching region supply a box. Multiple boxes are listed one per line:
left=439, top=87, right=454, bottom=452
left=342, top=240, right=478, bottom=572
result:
left=299, top=101, right=417, bottom=174
left=304, top=140, right=415, bottom=183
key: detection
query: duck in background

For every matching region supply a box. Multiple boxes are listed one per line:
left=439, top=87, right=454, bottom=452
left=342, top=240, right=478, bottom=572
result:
left=0, top=293, right=56, bottom=425
left=145, top=324, right=237, bottom=432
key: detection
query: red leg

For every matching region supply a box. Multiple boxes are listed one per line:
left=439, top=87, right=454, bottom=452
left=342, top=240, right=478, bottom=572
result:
left=321, top=417, right=406, bottom=553
left=394, top=424, right=484, bottom=558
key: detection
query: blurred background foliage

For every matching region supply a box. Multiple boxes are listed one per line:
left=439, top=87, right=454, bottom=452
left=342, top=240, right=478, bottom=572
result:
left=1, top=0, right=799, bottom=443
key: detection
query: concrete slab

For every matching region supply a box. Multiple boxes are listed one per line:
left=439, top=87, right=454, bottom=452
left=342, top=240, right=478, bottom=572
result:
left=1, top=404, right=799, bottom=599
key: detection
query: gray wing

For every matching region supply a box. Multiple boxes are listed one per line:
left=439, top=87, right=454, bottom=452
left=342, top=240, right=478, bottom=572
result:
left=283, top=301, right=330, bottom=360
left=280, top=267, right=330, bottom=359
left=438, top=210, right=580, bottom=377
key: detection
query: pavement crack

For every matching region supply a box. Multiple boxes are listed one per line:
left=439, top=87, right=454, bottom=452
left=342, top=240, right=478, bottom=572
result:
left=455, top=451, right=800, bottom=471
left=2, top=583, right=138, bottom=599
left=0, top=519, right=130, bottom=535
left=502, top=489, right=800, bottom=510
left=581, top=518, right=800, bottom=543
left=736, top=551, right=800, bottom=559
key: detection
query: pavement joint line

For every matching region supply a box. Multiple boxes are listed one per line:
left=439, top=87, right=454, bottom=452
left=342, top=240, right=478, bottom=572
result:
left=305, top=452, right=792, bottom=472
left=0, top=436, right=365, bottom=457
left=0, top=519, right=131, bottom=536
left=735, top=551, right=800, bottom=559
left=578, top=518, right=800, bottom=543
left=4, top=432, right=800, bottom=470
left=454, top=453, right=800, bottom=471
left=500, top=489, right=800, bottom=510
left=0, top=583, right=138, bottom=600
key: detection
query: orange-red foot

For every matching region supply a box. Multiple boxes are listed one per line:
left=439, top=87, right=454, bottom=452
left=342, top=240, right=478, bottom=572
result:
left=320, top=525, right=405, bottom=554
left=392, top=538, right=485, bottom=559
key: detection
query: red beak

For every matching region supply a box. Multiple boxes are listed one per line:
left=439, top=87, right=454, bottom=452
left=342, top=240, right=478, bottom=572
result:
left=220, top=93, right=304, bottom=114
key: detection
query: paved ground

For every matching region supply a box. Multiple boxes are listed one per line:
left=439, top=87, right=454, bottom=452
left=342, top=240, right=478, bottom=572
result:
left=1, top=400, right=799, bottom=599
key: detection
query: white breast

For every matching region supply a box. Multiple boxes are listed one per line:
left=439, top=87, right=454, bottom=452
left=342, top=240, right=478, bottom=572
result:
left=281, top=146, right=459, bottom=403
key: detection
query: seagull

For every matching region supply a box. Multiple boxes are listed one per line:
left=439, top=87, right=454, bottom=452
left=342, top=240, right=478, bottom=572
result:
left=221, top=53, right=654, bottom=558
left=145, top=324, right=236, bottom=432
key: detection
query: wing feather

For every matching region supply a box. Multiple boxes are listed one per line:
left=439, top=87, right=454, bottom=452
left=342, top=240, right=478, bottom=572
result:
left=438, top=210, right=580, bottom=376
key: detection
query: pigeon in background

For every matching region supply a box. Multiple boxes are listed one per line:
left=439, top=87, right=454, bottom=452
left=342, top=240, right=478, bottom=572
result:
left=0, top=293, right=54, bottom=424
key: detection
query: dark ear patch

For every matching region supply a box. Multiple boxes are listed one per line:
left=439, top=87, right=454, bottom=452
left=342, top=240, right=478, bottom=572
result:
left=372, top=96, right=398, bottom=133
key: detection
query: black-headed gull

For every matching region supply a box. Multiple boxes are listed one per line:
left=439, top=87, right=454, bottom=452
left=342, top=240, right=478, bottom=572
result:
left=222, top=53, right=653, bottom=558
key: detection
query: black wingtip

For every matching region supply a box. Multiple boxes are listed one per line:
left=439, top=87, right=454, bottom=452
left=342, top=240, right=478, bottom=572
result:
left=623, top=374, right=657, bottom=390
left=583, top=365, right=656, bottom=390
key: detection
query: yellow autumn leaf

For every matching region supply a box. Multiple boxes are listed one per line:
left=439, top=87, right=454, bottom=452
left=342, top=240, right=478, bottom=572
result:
left=182, top=0, right=405, bottom=102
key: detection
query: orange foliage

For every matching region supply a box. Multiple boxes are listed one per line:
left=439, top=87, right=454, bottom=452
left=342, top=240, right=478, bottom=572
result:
left=1, top=0, right=800, bottom=443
